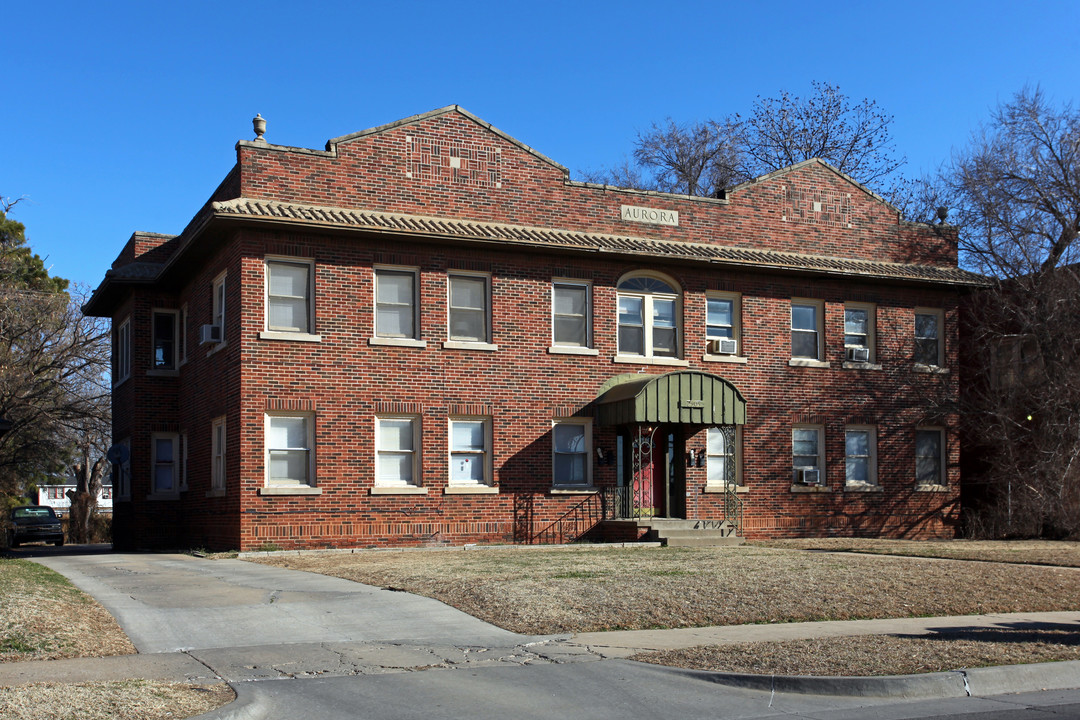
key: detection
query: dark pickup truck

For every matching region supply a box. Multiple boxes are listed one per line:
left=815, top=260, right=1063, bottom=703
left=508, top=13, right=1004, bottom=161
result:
left=7, top=506, right=64, bottom=547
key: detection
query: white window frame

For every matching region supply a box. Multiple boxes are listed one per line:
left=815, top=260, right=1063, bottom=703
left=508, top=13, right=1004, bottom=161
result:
left=705, top=426, right=742, bottom=489
left=843, top=302, right=876, bottom=363
left=263, top=257, right=318, bottom=340
left=616, top=272, right=682, bottom=360
left=179, top=304, right=188, bottom=365
left=375, top=415, right=421, bottom=488
left=791, top=299, right=824, bottom=361
left=551, top=419, right=593, bottom=488
left=179, top=432, right=188, bottom=492
left=551, top=280, right=593, bottom=351
left=449, top=416, right=493, bottom=488
left=705, top=292, right=741, bottom=355
left=210, top=271, right=227, bottom=350
left=113, top=438, right=131, bottom=500
left=844, top=425, right=878, bottom=488
left=915, top=426, right=946, bottom=488
left=792, top=424, right=825, bottom=484
left=114, top=317, right=131, bottom=385
left=264, top=413, right=316, bottom=489
left=150, top=432, right=179, bottom=498
left=151, top=309, right=180, bottom=371
left=210, top=416, right=226, bottom=496
left=374, top=266, right=421, bottom=342
left=914, top=308, right=945, bottom=367
left=446, top=272, right=493, bottom=347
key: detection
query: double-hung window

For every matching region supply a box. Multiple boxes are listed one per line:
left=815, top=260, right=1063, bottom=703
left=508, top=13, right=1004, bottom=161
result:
left=375, top=268, right=419, bottom=340
left=552, top=420, right=591, bottom=487
left=265, top=259, right=314, bottom=335
left=210, top=417, right=226, bottom=494
left=792, top=425, right=824, bottom=484
left=450, top=417, right=491, bottom=487
left=266, top=414, right=314, bottom=488
left=617, top=274, right=680, bottom=358
left=844, top=303, right=875, bottom=363
left=114, top=317, right=131, bottom=384
left=915, top=309, right=944, bottom=367
left=376, top=416, right=420, bottom=487
left=151, top=433, right=179, bottom=496
left=791, top=300, right=823, bottom=360
left=916, top=427, right=945, bottom=487
left=706, top=294, right=740, bottom=354
left=552, top=281, right=590, bottom=348
left=707, top=426, right=740, bottom=488
left=448, top=274, right=490, bottom=344
left=845, top=426, right=877, bottom=487
left=152, top=310, right=179, bottom=370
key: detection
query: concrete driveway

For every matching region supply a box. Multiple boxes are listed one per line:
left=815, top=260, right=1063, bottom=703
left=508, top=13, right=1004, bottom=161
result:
left=21, top=550, right=1080, bottom=720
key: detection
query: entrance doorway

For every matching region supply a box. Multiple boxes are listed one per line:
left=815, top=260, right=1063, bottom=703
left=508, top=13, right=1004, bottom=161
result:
left=617, top=425, right=686, bottom=519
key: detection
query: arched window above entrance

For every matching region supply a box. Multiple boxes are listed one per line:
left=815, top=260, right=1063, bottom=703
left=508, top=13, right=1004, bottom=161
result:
left=616, top=271, right=681, bottom=358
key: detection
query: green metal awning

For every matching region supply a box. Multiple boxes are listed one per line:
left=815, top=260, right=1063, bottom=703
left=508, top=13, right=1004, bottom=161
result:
left=596, top=371, right=747, bottom=426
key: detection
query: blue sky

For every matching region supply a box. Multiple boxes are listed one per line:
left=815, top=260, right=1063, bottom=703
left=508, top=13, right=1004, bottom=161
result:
left=5, top=0, right=1078, bottom=290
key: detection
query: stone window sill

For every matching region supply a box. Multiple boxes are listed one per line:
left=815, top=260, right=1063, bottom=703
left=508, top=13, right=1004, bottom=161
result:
left=842, top=361, right=883, bottom=371
left=915, top=484, right=949, bottom=492
left=370, top=486, right=428, bottom=495
left=206, top=340, right=228, bottom=358
left=612, top=355, right=690, bottom=367
left=548, top=346, right=599, bottom=356
left=702, top=354, right=749, bottom=364
left=703, top=484, right=749, bottom=494
left=789, top=358, right=831, bottom=369
left=445, top=485, right=499, bottom=495
left=443, top=341, right=499, bottom=352
left=369, top=337, right=427, bottom=348
left=844, top=483, right=883, bottom=493
left=790, top=484, right=831, bottom=493
left=914, top=364, right=950, bottom=374
left=145, top=493, right=179, bottom=502
left=550, top=487, right=597, bottom=494
left=259, top=331, right=322, bottom=343
left=205, top=488, right=226, bottom=498
left=258, top=486, right=322, bottom=496
left=146, top=369, right=180, bottom=377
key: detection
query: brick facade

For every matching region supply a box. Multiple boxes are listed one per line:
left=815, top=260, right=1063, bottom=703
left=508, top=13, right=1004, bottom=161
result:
left=86, top=106, right=977, bottom=551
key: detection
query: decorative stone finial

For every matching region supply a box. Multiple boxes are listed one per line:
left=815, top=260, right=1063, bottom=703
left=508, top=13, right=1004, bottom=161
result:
left=936, top=206, right=949, bottom=224
left=253, top=114, right=267, bottom=142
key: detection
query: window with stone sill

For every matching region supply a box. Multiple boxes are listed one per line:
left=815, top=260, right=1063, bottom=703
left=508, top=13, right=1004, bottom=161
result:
left=617, top=273, right=680, bottom=359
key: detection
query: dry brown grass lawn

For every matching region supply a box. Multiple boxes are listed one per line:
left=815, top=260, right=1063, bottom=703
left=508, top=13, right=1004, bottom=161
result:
left=255, top=543, right=1080, bottom=634
left=0, top=559, right=135, bottom=662
left=756, top=538, right=1080, bottom=567
left=0, top=558, right=234, bottom=718
left=253, top=540, right=1080, bottom=677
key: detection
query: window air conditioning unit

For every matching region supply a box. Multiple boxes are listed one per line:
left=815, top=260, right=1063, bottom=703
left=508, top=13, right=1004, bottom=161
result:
left=846, top=347, right=870, bottom=362
left=796, top=467, right=821, bottom=485
left=200, top=324, right=222, bottom=345
left=707, top=338, right=738, bottom=355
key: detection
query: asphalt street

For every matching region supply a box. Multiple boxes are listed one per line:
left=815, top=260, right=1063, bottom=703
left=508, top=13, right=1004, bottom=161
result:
left=15, top=548, right=1080, bottom=720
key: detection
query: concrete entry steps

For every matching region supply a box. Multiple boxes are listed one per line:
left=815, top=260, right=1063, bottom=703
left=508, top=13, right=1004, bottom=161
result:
left=612, top=518, right=745, bottom=547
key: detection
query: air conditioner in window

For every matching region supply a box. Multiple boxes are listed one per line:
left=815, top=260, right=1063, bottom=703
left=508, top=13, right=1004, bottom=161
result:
left=707, top=338, right=738, bottom=355
left=199, top=324, right=222, bottom=344
left=846, top=347, right=870, bottom=362
left=796, top=467, right=821, bottom=485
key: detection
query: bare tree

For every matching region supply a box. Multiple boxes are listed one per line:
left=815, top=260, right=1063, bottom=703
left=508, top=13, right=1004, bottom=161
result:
left=736, top=81, right=904, bottom=187
left=0, top=198, right=111, bottom=541
left=581, top=82, right=906, bottom=202
left=941, top=88, right=1080, bottom=537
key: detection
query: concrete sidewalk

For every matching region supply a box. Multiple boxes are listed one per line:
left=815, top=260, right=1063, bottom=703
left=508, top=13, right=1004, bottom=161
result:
left=3, top=610, right=1079, bottom=698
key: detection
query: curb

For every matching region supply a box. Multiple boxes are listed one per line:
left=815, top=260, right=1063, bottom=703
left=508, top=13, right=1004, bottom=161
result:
left=191, top=684, right=272, bottom=720
left=656, top=659, right=1080, bottom=698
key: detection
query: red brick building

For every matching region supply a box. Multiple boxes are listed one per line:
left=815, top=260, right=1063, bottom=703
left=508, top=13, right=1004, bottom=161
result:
left=85, top=106, right=982, bottom=551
